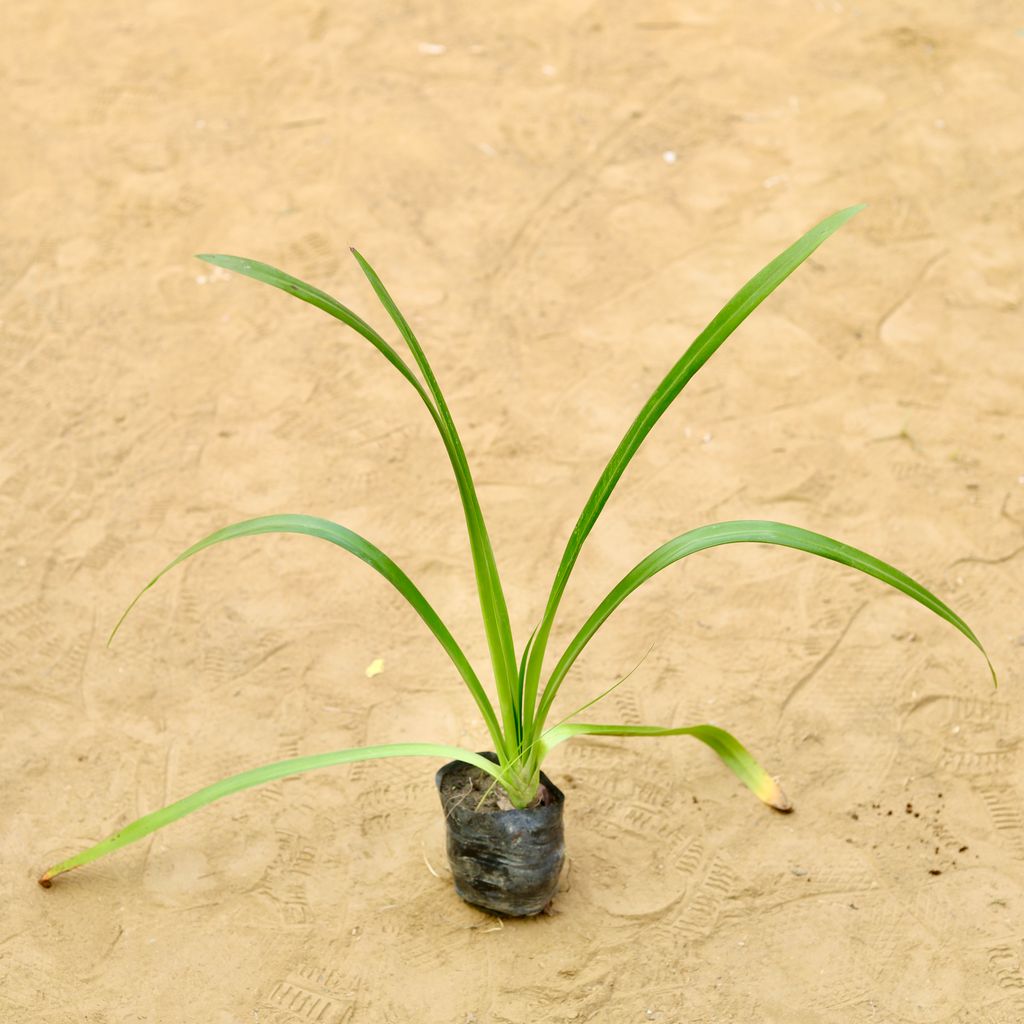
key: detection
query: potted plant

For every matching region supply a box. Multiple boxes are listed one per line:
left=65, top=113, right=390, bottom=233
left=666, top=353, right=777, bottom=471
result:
left=39, top=206, right=992, bottom=915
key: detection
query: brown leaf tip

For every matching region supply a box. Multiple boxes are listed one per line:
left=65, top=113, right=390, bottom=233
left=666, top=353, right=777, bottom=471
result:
left=771, top=788, right=794, bottom=814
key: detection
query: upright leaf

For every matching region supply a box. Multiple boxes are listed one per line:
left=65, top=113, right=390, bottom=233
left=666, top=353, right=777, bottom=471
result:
left=522, top=206, right=866, bottom=729
left=201, top=253, right=522, bottom=751
left=351, top=250, right=521, bottom=743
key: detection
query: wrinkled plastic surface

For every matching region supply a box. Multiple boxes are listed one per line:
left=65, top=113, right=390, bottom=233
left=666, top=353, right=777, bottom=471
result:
left=436, top=752, right=565, bottom=917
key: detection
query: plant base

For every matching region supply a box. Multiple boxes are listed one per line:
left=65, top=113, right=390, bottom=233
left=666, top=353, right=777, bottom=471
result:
left=435, top=752, right=565, bottom=917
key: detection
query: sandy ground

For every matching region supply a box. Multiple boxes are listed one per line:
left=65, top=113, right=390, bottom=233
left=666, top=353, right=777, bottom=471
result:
left=3, top=1, right=1023, bottom=1021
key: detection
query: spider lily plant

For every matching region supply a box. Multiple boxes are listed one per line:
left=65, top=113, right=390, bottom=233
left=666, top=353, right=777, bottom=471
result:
left=39, top=206, right=993, bottom=887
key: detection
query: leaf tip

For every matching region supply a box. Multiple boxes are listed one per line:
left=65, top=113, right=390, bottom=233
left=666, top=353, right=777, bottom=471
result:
left=760, top=776, right=792, bottom=813
left=826, top=203, right=866, bottom=230
left=107, top=614, right=127, bottom=647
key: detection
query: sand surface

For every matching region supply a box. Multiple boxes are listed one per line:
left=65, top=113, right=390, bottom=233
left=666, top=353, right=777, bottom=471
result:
left=3, top=2, right=1023, bottom=1021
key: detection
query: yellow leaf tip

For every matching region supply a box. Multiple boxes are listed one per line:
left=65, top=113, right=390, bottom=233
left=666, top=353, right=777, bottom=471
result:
left=764, top=778, right=792, bottom=813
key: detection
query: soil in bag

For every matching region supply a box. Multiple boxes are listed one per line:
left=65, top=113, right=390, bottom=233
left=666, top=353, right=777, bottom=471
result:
left=436, top=752, right=565, bottom=917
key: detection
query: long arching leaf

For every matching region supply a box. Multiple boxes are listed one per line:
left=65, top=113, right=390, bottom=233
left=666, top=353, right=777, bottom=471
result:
left=197, top=254, right=430, bottom=403
left=109, top=514, right=506, bottom=755
left=350, top=250, right=520, bottom=743
left=39, top=743, right=503, bottom=887
left=542, top=722, right=791, bottom=811
left=522, top=206, right=866, bottom=730
left=200, top=253, right=521, bottom=751
left=534, top=520, right=994, bottom=732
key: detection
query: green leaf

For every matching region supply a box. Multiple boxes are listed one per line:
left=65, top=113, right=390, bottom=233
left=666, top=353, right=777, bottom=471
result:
left=350, top=250, right=521, bottom=746
left=201, top=252, right=521, bottom=752
left=197, top=254, right=430, bottom=403
left=109, top=514, right=506, bottom=756
left=545, top=642, right=655, bottom=732
left=542, top=722, right=791, bottom=811
left=517, top=626, right=538, bottom=714
left=39, top=744, right=504, bottom=887
left=534, top=519, right=994, bottom=732
left=522, top=206, right=865, bottom=731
